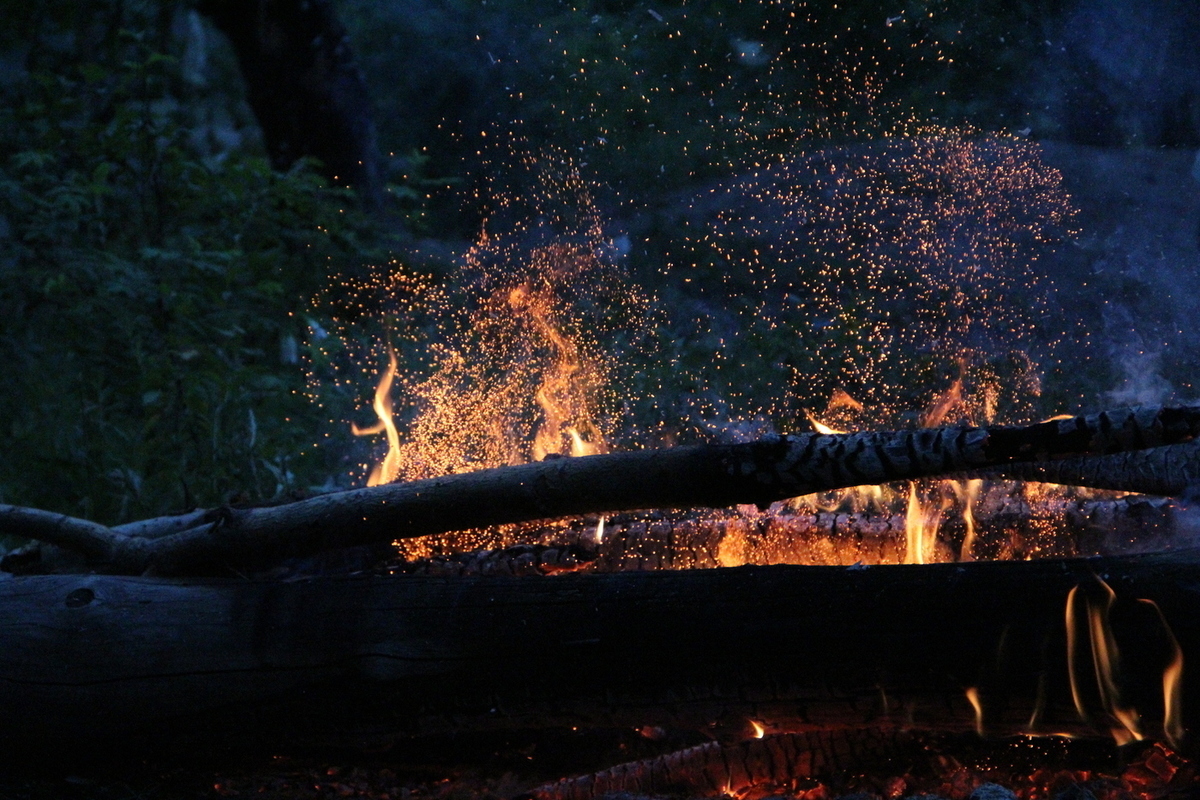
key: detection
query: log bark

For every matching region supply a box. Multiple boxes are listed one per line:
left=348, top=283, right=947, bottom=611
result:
left=2, top=405, right=1197, bottom=577
left=0, top=550, right=1196, bottom=762
left=989, top=439, right=1200, bottom=496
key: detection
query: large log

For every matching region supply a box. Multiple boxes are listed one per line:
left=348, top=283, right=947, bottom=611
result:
left=990, top=439, right=1200, bottom=496
left=2, top=549, right=1197, bottom=762
left=3, top=405, right=1199, bottom=576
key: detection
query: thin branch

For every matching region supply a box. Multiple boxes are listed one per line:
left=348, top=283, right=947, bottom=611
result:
left=0, top=505, right=117, bottom=563
left=6, top=405, right=1200, bottom=576
left=120, top=405, right=1200, bottom=575
left=112, top=509, right=213, bottom=540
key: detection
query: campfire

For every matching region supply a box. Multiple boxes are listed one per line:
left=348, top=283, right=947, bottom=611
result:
left=2, top=139, right=1199, bottom=799
left=296, top=146, right=1196, bottom=798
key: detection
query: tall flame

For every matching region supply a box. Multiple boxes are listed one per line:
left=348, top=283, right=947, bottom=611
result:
left=1066, top=585, right=1086, bottom=722
left=965, top=686, right=984, bottom=736
left=951, top=478, right=983, bottom=562
left=1065, top=580, right=1144, bottom=745
left=513, top=283, right=607, bottom=461
left=1086, top=579, right=1143, bottom=744
left=1139, top=598, right=1186, bottom=747
left=904, top=482, right=947, bottom=565
left=351, top=348, right=402, bottom=487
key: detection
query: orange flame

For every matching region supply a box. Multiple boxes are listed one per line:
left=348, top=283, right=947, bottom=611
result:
left=351, top=348, right=402, bottom=487
left=965, top=687, right=984, bottom=736
left=904, top=482, right=948, bottom=564
left=511, top=283, right=608, bottom=462
left=1139, top=598, right=1186, bottom=747
left=1087, top=579, right=1143, bottom=744
left=1065, top=580, right=1144, bottom=745
left=805, top=410, right=846, bottom=435
left=1066, top=585, right=1086, bottom=721
left=920, top=373, right=964, bottom=428
left=951, top=479, right=982, bottom=562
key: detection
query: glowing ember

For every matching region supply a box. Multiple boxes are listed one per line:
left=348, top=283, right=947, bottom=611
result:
left=314, top=150, right=648, bottom=488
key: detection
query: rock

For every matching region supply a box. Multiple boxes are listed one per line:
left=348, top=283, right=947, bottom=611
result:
left=969, top=783, right=1017, bottom=800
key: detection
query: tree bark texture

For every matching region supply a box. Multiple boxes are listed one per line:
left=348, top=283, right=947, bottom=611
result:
left=1, top=549, right=1196, bottom=761
left=2, top=405, right=1199, bottom=576
left=197, top=0, right=383, bottom=208
left=990, top=439, right=1200, bottom=496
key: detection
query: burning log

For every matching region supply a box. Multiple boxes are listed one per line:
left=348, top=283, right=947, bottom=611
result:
left=525, top=728, right=918, bottom=800
left=987, top=439, right=1200, bottom=497
left=0, top=549, right=1196, bottom=760
left=1, top=405, right=1199, bottom=576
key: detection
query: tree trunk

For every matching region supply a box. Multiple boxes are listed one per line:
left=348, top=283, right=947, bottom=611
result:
left=2, top=549, right=1196, bottom=762
left=990, top=439, right=1200, bottom=496
left=3, top=405, right=1199, bottom=576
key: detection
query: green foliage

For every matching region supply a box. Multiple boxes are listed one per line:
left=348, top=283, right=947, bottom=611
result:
left=0, top=28, right=385, bottom=523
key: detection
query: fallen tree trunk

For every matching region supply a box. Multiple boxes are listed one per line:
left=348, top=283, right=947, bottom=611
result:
left=989, top=439, right=1200, bottom=496
left=2, top=405, right=1198, bottom=576
left=1, top=549, right=1196, bottom=761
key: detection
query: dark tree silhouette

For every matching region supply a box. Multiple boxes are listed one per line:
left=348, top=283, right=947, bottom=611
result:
left=197, top=0, right=384, bottom=209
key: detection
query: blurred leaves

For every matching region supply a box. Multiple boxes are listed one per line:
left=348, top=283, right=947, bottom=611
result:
left=0, top=13, right=387, bottom=523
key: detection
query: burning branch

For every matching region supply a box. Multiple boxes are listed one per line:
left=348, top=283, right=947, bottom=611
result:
left=2, top=405, right=1200, bottom=576
left=987, top=439, right=1200, bottom=496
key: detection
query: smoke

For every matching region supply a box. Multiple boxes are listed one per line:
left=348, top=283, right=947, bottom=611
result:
left=1105, top=349, right=1175, bottom=407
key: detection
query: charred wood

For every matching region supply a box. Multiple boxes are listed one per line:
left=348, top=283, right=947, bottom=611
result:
left=386, top=494, right=1189, bottom=577
left=1, top=550, right=1198, bottom=760
left=988, top=440, right=1200, bottom=497
left=526, top=728, right=917, bottom=800
left=1, top=405, right=1196, bottom=577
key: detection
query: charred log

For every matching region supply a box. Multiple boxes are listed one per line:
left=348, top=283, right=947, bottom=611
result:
left=0, top=550, right=1197, bottom=761
left=1, top=405, right=1199, bottom=576
left=988, top=439, right=1200, bottom=497
left=526, top=728, right=918, bottom=800
left=387, top=495, right=1191, bottom=577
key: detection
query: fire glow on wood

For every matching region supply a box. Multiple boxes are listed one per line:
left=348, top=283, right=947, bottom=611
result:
left=290, top=5, right=1200, bottom=797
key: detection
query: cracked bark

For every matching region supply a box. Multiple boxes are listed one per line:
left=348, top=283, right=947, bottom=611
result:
left=1, top=405, right=1199, bottom=576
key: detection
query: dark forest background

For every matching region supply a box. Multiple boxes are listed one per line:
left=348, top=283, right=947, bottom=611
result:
left=3, top=0, right=1199, bottom=525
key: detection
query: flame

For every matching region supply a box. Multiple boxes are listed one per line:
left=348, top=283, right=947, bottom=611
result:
left=1066, top=585, right=1086, bottom=721
left=951, top=478, right=983, bottom=562
left=330, top=151, right=637, bottom=491
left=965, top=687, right=984, bottom=736
left=1066, top=580, right=1144, bottom=745
left=510, top=282, right=609, bottom=461
left=351, top=348, right=402, bottom=486
left=903, top=482, right=948, bottom=565
left=1026, top=672, right=1047, bottom=733
left=1086, top=579, right=1143, bottom=744
left=805, top=410, right=846, bottom=435
left=1139, top=598, right=1186, bottom=747
left=749, top=720, right=765, bottom=739
left=920, top=373, right=964, bottom=428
